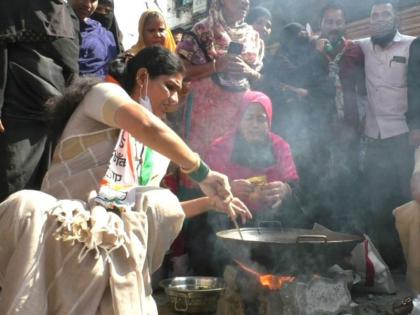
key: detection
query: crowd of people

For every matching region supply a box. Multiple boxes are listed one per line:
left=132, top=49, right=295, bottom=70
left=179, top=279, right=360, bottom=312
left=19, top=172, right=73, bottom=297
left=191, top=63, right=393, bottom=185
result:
left=0, top=0, right=420, bottom=312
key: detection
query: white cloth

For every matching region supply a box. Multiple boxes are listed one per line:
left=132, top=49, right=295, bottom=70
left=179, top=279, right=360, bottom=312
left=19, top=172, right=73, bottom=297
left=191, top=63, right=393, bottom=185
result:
left=0, top=188, right=185, bottom=315
left=41, top=82, right=171, bottom=202
left=392, top=147, right=420, bottom=294
left=393, top=201, right=420, bottom=294
left=357, top=32, right=415, bottom=139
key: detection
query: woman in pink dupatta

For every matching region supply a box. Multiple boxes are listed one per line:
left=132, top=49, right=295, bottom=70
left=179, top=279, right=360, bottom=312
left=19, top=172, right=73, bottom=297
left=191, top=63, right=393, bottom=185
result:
left=206, top=91, right=299, bottom=212
left=177, top=0, right=264, bottom=158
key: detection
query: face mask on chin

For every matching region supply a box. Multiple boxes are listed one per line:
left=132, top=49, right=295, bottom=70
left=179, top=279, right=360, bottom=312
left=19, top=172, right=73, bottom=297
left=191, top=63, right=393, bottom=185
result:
left=139, top=95, right=152, bottom=112
left=371, top=19, right=397, bottom=47
left=138, top=74, right=153, bottom=112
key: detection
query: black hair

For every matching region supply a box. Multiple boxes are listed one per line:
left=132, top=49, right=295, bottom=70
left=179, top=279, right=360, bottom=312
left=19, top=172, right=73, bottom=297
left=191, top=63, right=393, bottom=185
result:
left=320, top=2, right=346, bottom=21
left=109, top=45, right=185, bottom=93
left=172, top=27, right=184, bottom=35
left=45, top=46, right=184, bottom=139
left=282, top=22, right=306, bottom=41
left=44, top=76, right=102, bottom=139
left=245, top=6, right=272, bottom=25
left=98, top=0, right=114, bottom=7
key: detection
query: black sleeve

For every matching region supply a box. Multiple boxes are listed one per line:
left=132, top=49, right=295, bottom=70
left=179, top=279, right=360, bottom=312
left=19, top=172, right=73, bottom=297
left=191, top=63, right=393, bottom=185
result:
left=306, top=51, right=336, bottom=100
left=407, top=38, right=420, bottom=130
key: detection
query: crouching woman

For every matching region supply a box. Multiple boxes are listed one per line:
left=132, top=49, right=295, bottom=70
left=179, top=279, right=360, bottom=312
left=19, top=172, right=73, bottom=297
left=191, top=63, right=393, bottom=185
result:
left=0, top=46, right=250, bottom=315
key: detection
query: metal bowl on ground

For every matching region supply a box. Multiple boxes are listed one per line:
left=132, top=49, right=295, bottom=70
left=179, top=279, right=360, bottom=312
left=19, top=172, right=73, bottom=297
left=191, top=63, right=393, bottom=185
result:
left=160, top=276, right=225, bottom=313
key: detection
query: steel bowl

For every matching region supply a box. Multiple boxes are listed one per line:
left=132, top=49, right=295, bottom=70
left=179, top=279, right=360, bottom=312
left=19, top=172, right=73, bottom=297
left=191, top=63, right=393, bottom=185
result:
left=160, top=276, right=224, bottom=313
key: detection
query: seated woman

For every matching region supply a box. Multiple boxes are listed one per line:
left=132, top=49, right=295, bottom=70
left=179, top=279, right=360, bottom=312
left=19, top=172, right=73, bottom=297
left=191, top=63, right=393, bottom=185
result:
left=206, top=91, right=299, bottom=214
left=0, top=47, right=250, bottom=315
left=176, top=0, right=264, bottom=159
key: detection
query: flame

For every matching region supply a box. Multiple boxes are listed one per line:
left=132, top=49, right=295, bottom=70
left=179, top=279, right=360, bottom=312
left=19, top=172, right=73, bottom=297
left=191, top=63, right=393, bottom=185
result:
left=259, top=274, right=295, bottom=290
left=234, top=260, right=295, bottom=290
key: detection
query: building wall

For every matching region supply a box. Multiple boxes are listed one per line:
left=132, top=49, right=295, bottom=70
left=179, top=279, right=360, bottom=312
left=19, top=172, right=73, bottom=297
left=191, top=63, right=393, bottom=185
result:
left=347, top=5, right=420, bottom=39
left=166, top=1, right=194, bottom=28
left=166, top=0, right=209, bottom=29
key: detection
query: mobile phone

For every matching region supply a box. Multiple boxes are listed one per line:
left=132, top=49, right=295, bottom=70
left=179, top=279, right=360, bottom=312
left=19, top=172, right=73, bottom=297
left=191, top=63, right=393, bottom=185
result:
left=227, top=42, right=243, bottom=55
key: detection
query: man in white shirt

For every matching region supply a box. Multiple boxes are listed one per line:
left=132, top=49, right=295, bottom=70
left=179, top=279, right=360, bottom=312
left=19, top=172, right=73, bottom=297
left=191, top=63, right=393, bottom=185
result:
left=357, top=0, right=415, bottom=268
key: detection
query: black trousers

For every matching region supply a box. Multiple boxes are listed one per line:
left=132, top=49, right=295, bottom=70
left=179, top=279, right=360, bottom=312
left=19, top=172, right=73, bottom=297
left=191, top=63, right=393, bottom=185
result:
left=362, top=133, right=414, bottom=268
left=0, top=42, right=76, bottom=202
left=0, top=118, right=52, bottom=201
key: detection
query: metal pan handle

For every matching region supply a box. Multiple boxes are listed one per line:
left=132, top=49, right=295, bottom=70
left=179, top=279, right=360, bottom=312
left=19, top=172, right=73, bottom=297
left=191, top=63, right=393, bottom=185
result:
left=296, top=235, right=328, bottom=244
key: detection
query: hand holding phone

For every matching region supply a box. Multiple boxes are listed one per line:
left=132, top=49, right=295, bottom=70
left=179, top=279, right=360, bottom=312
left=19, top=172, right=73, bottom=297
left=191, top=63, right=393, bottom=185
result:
left=227, top=42, right=244, bottom=55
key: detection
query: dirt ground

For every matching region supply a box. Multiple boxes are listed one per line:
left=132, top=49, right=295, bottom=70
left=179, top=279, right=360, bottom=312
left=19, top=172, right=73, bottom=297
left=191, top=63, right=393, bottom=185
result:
left=352, top=271, right=413, bottom=315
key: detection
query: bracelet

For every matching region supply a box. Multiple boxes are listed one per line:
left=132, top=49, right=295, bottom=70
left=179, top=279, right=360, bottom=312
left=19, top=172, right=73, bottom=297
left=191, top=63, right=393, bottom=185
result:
left=180, top=153, right=200, bottom=174
left=188, top=159, right=210, bottom=183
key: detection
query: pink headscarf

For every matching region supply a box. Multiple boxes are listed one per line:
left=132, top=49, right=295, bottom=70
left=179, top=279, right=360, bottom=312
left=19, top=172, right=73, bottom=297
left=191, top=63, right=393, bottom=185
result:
left=237, top=91, right=273, bottom=128
left=205, top=91, right=298, bottom=184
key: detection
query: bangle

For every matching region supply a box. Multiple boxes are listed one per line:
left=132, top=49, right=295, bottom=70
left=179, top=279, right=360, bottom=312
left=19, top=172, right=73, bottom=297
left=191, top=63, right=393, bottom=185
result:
left=180, top=153, right=200, bottom=174
left=212, top=59, right=217, bottom=73
left=188, top=159, right=210, bottom=183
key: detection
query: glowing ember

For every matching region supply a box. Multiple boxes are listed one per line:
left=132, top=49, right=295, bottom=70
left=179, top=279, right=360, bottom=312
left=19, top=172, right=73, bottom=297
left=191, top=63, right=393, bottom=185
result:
left=259, top=274, right=295, bottom=290
left=234, top=260, right=296, bottom=290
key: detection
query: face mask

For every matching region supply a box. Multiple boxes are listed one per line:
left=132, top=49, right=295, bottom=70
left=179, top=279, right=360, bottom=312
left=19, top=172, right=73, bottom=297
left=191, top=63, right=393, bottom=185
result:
left=371, top=19, right=396, bottom=40
left=91, top=11, right=114, bottom=30
left=138, top=74, right=153, bottom=112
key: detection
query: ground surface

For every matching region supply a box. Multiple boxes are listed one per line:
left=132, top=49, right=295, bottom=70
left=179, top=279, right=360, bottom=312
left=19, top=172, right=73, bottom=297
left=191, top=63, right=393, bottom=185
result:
left=154, top=271, right=413, bottom=315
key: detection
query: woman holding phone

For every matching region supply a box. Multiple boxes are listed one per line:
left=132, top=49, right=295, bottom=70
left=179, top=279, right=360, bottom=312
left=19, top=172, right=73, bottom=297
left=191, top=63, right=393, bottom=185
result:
left=176, top=0, right=263, bottom=276
left=177, top=0, right=264, bottom=161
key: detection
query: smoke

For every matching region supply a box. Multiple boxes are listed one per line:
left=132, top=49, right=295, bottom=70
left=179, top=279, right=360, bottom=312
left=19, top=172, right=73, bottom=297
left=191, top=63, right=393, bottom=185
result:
left=182, top=0, right=418, bottom=276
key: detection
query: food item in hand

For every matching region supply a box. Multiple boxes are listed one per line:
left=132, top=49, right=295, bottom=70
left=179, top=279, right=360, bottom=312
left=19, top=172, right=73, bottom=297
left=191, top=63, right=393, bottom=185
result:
left=249, top=185, right=262, bottom=202
left=247, top=176, right=266, bottom=202
left=247, top=176, right=267, bottom=186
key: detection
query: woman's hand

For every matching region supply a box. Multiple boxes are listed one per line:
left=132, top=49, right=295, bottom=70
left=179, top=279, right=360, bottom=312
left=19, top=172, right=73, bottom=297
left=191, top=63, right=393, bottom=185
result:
left=257, top=181, right=291, bottom=208
left=226, top=56, right=259, bottom=79
left=215, top=55, right=259, bottom=79
left=199, top=171, right=252, bottom=223
left=211, top=196, right=252, bottom=224
left=214, top=54, right=232, bottom=73
left=231, top=179, right=254, bottom=197
left=198, top=170, right=232, bottom=202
